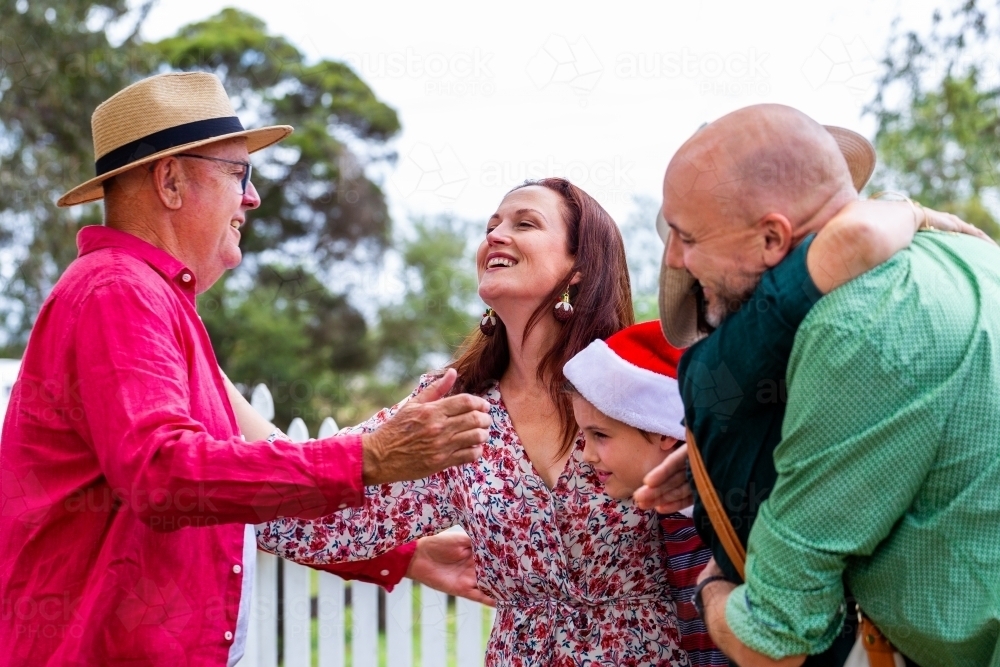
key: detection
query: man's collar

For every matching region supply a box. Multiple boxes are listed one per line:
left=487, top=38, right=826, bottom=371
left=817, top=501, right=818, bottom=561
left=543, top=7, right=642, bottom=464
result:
left=76, top=225, right=199, bottom=294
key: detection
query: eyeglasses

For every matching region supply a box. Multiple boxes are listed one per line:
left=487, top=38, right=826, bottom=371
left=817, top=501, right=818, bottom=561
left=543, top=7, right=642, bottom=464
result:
left=173, top=153, right=253, bottom=194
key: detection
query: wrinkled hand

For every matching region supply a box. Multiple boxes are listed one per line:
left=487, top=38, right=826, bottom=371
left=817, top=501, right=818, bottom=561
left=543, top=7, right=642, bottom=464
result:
left=362, top=369, right=491, bottom=485
left=407, top=528, right=495, bottom=607
left=922, top=206, right=998, bottom=245
left=632, top=443, right=693, bottom=513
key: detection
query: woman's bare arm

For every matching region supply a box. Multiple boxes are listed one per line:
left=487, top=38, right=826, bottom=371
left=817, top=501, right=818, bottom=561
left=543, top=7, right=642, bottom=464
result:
left=221, top=371, right=286, bottom=442
left=808, top=200, right=993, bottom=294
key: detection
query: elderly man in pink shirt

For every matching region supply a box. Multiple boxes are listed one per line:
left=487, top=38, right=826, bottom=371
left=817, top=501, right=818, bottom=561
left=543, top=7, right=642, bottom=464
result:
left=0, top=72, right=492, bottom=666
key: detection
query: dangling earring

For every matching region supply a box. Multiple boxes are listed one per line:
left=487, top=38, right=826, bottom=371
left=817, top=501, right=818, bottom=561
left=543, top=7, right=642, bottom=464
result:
left=553, top=291, right=574, bottom=322
left=480, top=307, right=497, bottom=336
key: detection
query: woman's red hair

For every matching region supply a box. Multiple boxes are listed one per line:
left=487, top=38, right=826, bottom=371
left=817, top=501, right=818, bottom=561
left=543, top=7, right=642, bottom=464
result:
left=449, top=178, right=634, bottom=459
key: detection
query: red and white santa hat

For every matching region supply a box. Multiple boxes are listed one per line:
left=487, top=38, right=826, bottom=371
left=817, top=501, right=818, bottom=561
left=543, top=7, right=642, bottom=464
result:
left=563, top=320, right=686, bottom=440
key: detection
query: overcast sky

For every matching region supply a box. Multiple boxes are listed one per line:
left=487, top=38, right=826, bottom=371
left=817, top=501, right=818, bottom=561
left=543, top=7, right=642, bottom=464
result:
left=139, top=0, right=943, bottom=233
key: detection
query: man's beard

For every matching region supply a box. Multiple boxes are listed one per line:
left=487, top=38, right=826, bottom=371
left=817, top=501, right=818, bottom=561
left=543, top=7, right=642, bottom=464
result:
left=703, top=270, right=762, bottom=328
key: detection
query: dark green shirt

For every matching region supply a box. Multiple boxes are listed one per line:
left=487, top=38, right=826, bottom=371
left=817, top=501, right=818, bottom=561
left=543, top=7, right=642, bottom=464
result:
left=726, top=232, right=1000, bottom=665
left=677, top=237, right=860, bottom=665
left=678, top=235, right=821, bottom=583
left=680, top=233, right=1000, bottom=663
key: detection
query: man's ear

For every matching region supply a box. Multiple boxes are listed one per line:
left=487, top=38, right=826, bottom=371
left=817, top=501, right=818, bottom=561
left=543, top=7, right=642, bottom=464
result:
left=151, top=157, right=185, bottom=211
left=758, top=213, right=794, bottom=268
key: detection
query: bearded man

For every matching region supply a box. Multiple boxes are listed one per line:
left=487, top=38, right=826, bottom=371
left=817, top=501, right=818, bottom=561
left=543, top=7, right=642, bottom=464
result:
left=660, top=104, right=1000, bottom=667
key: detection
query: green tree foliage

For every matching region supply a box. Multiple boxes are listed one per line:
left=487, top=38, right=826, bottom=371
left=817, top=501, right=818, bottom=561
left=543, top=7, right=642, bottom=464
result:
left=618, top=195, right=663, bottom=323
left=0, top=4, right=400, bottom=355
left=869, top=1, right=1000, bottom=239
left=0, top=5, right=514, bottom=434
left=0, top=0, right=146, bottom=344
left=200, top=264, right=372, bottom=428
left=374, top=217, right=479, bottom=384
left=149, top=8, right=399, bottom=267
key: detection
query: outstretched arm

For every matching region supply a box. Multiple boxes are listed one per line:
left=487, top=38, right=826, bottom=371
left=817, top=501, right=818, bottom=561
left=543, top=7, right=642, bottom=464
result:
left=808, top=199, right=992, bottom=294
left=256, top=375, right=466, bottom=564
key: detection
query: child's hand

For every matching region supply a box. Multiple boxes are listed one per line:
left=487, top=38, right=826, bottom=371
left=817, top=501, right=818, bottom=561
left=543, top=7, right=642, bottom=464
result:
left=633, top=444, right=693, bottom=513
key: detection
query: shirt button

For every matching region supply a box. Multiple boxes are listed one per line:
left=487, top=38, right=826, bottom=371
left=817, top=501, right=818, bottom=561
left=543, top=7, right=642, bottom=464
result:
left=224, top=631, right=234, bottom=641
left=181, top=272, right=192, bottom=283
left=233, top=564, right=242, bottom=574
left=380, top=569, right=390, bottom=577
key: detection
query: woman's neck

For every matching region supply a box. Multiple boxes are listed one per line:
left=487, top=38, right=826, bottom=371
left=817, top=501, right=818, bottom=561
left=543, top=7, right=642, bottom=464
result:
left=500, top=308, right=561, bottom=394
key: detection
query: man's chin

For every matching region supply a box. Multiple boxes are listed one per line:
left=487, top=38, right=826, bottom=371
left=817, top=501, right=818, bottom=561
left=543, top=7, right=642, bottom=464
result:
left=705, top=293, right=754, bottom=328
left=704, top=297, right=729, bottom=328
left=224, top=250, right=242, bottom=270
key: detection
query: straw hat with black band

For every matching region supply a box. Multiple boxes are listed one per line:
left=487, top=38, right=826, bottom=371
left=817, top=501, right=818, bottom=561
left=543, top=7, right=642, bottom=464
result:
left=656, top=125, right=876, bottom=348
left=58, top=71, right=293, bottom=208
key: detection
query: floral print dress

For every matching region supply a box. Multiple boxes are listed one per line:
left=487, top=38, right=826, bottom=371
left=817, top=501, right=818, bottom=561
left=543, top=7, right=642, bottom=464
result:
left=258, top=377, right=714, bottom=667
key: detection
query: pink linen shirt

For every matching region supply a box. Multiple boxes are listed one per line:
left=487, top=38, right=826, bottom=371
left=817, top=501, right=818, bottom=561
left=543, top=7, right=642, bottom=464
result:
left=0, top=226, right=413, bottom=666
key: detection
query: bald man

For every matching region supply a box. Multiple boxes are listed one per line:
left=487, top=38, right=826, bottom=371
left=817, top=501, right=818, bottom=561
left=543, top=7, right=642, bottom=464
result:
left=661, top=105, right=1000, bottom=666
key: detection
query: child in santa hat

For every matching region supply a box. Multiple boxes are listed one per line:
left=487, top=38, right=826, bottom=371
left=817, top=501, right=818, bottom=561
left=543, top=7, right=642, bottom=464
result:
left=564, top=320, right=725, bottom=667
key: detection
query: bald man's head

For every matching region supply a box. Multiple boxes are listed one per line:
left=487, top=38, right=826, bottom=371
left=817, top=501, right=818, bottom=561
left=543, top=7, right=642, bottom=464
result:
left=666, top=104, right=855, bottom=225
left=661, top=104, right=858, bottom=326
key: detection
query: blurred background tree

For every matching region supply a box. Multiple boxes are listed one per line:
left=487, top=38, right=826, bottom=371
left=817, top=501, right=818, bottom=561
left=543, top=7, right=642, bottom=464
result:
left=0, top=0, right=147, bottom=345
left=869, top=0, right=1000, bottom=239
left=374, top=217, right=479, bottom=385
left=618, top=195, right=662, bottom=323
left=0, top=2, right=482, bottom=427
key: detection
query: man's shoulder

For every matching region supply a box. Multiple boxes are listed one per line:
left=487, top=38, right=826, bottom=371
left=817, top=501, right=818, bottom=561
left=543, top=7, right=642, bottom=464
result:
left=793, top=233, right=1000, bottom=383
left=55, top=247, right=176, bottom=304
left=802, top=233, right=999, bottom=334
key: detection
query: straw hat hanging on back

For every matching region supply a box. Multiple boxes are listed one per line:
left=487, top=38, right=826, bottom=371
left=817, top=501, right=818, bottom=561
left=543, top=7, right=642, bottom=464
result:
left=58, top=71, right=293, bottom=207
left=656, top=125, right=877, bottom=348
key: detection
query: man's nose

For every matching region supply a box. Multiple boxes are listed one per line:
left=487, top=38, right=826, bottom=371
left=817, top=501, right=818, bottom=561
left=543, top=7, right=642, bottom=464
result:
left=242, top=180, right=261, bottom=210
left=665, top=231, right=685, bottom=270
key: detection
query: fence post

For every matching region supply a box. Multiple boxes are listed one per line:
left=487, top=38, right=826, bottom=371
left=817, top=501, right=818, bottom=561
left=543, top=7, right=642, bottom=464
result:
left=246, top=384, right=278, bottom=667
left=253, top=553, right=279, bottom=667
left=385, top=578, right=413, bottom=667
left=352, top=582, right=380, bottom=667
left=250, top=384, right=275, bottom=422
left=317, top=572, right=346, bottom=667
left=317, top=416, right=338, bottom=439
left=420, top=586, right=448, bottom=667
left=283, top=418, right=313, bottom=667
left=456, top=596, right=484, bottom=666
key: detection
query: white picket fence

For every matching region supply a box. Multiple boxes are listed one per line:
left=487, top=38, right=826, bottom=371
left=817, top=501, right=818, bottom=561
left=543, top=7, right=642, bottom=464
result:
left=239, top=384, right=494, bottom=667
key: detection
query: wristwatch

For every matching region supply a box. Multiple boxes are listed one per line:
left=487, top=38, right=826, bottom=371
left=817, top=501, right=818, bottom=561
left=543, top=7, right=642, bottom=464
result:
left=691, top=575, right=729, bottom=620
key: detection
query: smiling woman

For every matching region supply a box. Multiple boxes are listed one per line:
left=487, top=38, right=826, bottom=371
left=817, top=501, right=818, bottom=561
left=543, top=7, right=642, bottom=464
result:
left=246, top=177, right=725, bottom=666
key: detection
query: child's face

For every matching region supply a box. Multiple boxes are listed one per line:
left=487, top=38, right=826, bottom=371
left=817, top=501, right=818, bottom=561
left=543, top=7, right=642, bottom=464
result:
left=572, top=395, right=679, bottom=500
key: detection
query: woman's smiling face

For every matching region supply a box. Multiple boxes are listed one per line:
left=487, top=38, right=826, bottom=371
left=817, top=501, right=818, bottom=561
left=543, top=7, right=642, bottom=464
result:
left=476, top=185, right=575, bottom=309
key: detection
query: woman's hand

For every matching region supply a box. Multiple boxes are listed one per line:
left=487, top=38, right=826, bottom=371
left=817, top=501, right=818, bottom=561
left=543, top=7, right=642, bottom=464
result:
left=919, top=205, right=997, bottom=244
left=407, top=528, right=495, bottom=606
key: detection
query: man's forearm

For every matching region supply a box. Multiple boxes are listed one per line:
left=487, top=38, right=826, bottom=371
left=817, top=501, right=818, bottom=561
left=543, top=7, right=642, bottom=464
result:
left=701, top=581, right=806, bottom=667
